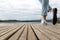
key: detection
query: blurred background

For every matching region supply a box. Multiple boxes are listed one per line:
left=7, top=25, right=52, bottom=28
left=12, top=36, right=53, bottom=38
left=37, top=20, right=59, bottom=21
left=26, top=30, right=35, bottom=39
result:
left=0, top=0, right=60, bottom=20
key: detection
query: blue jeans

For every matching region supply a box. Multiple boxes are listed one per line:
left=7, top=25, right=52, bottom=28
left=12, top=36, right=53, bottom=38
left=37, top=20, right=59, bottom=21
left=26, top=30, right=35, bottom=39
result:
left=39, top=0, right=52, bottom=16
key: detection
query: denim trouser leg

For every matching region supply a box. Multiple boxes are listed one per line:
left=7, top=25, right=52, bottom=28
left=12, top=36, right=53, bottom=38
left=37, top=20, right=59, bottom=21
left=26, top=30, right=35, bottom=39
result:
left=39, top=0, right=52, bottom=16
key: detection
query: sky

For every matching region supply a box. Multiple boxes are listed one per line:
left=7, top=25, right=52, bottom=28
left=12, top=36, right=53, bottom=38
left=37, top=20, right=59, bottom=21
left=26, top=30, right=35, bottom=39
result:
left=0, top=0, right=60, bottom=20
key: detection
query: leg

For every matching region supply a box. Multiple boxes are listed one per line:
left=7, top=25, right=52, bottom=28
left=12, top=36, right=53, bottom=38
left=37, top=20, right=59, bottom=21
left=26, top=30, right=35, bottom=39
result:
left=42, top=0, right=48, bottom=16
left=39, top=0, right=52, bottom=11
left=39, top=0, right=57, bottom=25
left=39, top=0, right=49, bottom=24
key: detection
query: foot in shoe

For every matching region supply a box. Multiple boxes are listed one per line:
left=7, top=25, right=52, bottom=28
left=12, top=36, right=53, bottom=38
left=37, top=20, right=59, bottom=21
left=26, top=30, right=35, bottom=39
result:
left=41, top=20, right=47, bottom=25
left=52, top=8, right=57, bottom=25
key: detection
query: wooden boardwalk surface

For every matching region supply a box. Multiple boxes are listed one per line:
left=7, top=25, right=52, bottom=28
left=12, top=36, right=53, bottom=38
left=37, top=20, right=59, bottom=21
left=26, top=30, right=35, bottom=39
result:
left=0, top=23, right=60, bottom=40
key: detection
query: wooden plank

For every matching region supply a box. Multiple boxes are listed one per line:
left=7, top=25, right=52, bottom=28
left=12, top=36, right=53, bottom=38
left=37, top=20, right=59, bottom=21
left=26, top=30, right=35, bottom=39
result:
left=0, top=24, right=21, bottom=33
left=0, top=28, right=9, bottom=35
left=9, top=25, right=25, bottom=40
left=0, top=24, right=60, bottom=40
left=39, top=24, right=60, bottom=39
left=31, top=24, right=50, bottom=40
left=32, top=24, right=59, bottom=40
left=45, top=25, right=60, bottom=33
left=0, top=24, right=24, bottom=40
left=19, top=24, right=27, bottom=40
left=36, top=24, right=60, bottom=33
left=28, top=24, right=37, bottom=40
left=0, top=25, right=18, bottom=37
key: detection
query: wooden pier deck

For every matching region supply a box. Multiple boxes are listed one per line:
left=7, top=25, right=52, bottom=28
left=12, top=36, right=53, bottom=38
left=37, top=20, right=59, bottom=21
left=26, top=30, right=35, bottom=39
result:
left=0, top=23, right=60, bottom=40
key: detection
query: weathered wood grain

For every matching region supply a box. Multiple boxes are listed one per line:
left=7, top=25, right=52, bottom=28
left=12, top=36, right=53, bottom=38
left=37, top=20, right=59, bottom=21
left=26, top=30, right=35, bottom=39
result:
left=0, top=23, right=60, bottom=40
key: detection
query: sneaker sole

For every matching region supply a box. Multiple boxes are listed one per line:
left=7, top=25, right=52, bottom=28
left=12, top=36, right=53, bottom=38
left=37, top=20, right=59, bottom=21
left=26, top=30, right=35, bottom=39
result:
left=53, top=8, right=57, bottom=25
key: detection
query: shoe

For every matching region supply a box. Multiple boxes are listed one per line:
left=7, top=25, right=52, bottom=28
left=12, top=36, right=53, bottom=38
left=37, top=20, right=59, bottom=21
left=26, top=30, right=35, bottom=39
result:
left=52, top=8, right=57, bottom=25
left=41, top=20, right=47, bottom=25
